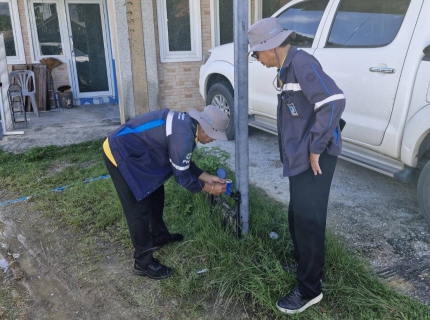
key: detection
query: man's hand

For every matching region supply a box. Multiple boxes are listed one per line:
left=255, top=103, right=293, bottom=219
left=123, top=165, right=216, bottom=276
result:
left=206, top=182, right=227, bottom=195
left=199, top=172, right=226, bottom=195
left=310, top=153, right=322, bottom=175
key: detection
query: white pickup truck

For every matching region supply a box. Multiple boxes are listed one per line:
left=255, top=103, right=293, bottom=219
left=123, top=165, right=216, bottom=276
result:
left=199, top=0, right=430, bottom=224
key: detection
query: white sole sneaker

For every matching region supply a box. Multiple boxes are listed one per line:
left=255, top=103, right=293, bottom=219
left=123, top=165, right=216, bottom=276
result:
left=276, top=292, right=323, bottom=314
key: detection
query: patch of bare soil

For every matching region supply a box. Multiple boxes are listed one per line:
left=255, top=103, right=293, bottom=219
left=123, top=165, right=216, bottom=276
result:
left=0, top=201, right=245, bottom=320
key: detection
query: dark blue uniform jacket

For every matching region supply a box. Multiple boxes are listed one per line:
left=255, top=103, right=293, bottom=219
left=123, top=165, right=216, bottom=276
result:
left=108, top=109, right=204, bottom=201
left=277, top=46, right=346, bottom=177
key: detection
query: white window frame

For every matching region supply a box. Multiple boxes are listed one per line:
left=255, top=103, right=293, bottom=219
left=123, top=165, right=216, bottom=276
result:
left=255, top=0, right=263, bottom=21
left=156, top=0, right=202, bottom=63
left=1, top=0, right=25, bottom=64
left=27, top=0, right=70, bottom=63
left=210, top=0, right=251, bottom=48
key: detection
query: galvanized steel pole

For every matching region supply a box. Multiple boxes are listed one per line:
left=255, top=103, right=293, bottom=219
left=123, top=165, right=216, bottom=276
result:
left=233, top=0, right=249, bottom=235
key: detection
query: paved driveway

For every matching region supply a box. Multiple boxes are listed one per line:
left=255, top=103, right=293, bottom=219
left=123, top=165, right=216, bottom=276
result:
left=208, top=127, right=430, bottom=305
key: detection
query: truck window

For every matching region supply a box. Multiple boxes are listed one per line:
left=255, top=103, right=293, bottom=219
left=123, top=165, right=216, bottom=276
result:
left=262, top=0, right=290, bottom=19
left=326, top=0, right=411, bottom=47
left=277, top=0, right=330, bottom=48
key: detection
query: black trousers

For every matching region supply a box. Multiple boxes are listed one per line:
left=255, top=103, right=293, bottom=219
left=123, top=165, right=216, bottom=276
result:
left=103, top=153, right=170, bottom=267
left=288, top=150, right=337, bottom=299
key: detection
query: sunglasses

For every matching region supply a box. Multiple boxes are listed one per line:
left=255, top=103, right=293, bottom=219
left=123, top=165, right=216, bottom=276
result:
left=251, top=51, right=259, bottom=59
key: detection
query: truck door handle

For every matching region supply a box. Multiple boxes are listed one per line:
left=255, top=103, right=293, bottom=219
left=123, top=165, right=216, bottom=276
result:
left=369, top=67, right=396, bottom=74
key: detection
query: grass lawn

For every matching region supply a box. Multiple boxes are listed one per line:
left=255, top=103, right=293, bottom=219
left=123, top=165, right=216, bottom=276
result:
left=0, top=140, right=429, bottom=319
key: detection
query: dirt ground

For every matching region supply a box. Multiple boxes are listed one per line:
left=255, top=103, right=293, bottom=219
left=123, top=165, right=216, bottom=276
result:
left=0, top=200, right=244, bottom=320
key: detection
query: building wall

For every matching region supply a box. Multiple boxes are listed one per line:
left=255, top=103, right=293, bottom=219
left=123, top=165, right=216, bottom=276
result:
left=127, top=0, right=149, bottom=115
left=152, top=0, right=209, bottom=113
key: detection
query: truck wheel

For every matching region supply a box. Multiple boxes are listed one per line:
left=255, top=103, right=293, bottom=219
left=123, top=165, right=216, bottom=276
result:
left=206, top=82, right=235, bottom=140
left=418, top=160, right=430, bottom=225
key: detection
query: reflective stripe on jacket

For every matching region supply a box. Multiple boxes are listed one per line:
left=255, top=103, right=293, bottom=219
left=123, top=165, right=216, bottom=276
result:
left=277, top=46, right=346, bottom=177
left=108, top=108, right=204, bottom=201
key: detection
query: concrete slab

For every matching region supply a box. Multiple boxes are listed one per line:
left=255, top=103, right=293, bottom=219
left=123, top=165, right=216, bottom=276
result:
left=0, top=104, right=121, bottom=153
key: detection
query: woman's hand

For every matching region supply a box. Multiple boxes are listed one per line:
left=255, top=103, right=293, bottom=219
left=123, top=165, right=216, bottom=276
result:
left=310, top=153, right=322, bottom=175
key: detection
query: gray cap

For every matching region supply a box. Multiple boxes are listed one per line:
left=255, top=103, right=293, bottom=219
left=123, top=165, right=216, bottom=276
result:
left=189, top=105, right=229, bottom=140
left=248, top=17, right=296, bottom=53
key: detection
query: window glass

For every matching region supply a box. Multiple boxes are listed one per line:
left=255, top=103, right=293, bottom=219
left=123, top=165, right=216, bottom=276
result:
left=219, top=0, right=233, bottom=45
left=277, top=0, right=329, bottom=47
left=0, top=2, right=16, bottom=56
left=156, top=0, right=201, bottom=62
left=262, top=0, right=290, bottom=19
left=166, top=0, right=191, bottom=51
left=33, top=3, right=63, bottom=55
left=68, top=3, right=108, bottom=93
left=327, top=0, right=411, bottom=47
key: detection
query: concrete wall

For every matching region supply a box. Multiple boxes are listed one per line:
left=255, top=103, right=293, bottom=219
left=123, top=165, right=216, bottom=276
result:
left=109, top=0, right=135, bottom=122
left=127, top=0, right=149, bottom=116
left=141, top=0, right=159, bottom=112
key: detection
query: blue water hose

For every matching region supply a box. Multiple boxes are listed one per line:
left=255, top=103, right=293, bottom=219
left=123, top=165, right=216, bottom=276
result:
left=0, top=174, right=110, bottom=207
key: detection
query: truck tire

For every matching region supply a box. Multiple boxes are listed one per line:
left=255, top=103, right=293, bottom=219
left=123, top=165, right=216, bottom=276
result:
left=206, top=82, right=235, bottom=140
left=418, top=160, right=430, bottom=225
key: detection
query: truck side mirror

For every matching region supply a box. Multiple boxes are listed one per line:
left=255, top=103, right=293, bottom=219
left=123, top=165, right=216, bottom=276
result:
left=424, top=45, right=430, bottom=56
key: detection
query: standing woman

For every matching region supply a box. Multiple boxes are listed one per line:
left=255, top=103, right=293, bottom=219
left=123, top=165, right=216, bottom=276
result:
left=248, top=17, right=346, bottom=314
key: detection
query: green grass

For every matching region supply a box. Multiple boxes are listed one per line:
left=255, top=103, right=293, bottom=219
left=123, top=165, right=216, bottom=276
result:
left=0, top=142, right=429, bottom=319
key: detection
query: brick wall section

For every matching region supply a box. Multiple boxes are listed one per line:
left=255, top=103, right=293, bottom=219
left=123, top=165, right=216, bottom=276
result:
left=16, top=0, right=70, bottom=89
left=153, top=0, right=209, bottom=113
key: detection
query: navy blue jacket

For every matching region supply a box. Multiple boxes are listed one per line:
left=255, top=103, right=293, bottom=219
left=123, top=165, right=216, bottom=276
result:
left=277, top=46, right=346, bottom=177
left=108, top=109, right=204, bottom=201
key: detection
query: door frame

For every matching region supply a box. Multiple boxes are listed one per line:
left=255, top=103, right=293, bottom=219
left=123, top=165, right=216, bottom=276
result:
left=65, top=0, right=113, bottom=99
left=26, top=0, right=114, bottom=101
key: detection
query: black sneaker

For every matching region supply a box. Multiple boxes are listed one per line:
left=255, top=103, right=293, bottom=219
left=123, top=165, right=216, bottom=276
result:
left=276, top=286, right=323, bottom=314
left=280, top=261, right=298, bottom=274
left=133, top=258, right=172, bottom=280
left=153, top=233, right=184, bottom=248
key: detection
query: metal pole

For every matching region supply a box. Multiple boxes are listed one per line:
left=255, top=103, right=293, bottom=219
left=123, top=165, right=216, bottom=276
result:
left=233, top=0, right=249, bottom=235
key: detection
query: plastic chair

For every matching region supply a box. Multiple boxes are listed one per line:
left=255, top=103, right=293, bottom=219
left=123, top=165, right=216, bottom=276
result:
left=8, top=70, right=39, bottom=117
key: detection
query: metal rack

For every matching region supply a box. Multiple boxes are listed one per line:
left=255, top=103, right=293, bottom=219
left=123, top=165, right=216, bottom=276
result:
left=7, top=84, right=27, bottom=129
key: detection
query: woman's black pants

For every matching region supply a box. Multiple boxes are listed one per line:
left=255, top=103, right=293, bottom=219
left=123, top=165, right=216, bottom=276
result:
left=288, top=151, right=337, bottom=299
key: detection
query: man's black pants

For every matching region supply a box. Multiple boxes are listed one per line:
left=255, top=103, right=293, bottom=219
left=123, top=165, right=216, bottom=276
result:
left=288, top=150, right=337, bottom=299
left=103, top=153, right=169, bottom=267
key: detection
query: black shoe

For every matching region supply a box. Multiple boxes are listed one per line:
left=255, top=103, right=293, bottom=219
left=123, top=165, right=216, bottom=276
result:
left=133, top=258, right=172, bottom=280
left=280, top=261, right=298, bottom=274
left=153, top=233, right=184, bottom=248
left=276, top=286, right=323, bottom=314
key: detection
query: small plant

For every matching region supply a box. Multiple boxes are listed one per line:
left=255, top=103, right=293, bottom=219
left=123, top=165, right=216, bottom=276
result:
left=193, top=146, right=230, bottom=174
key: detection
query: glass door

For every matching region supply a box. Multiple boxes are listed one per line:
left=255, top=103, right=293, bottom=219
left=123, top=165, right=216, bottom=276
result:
left=65, top=0, right=112, bottom=98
